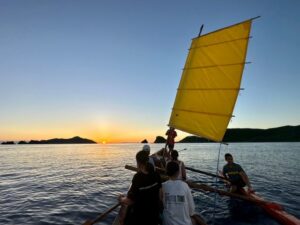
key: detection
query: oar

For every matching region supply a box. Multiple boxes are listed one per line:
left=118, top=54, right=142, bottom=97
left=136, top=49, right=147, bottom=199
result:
left=185, top=166, right=227, bottom=181
left=178, top=148, right=187, bottom=152
left=82, top=202, right=121, bottom=225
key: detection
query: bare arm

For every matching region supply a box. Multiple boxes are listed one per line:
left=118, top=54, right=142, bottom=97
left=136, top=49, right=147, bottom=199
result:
left=181, top=162, right=187, bottom=181
left=159, top=188, right=164, bottom=202
left=240, top=171, right=253, bottom=191
left=118, top=195, right=134, bottom=206
left=191, top=214, right=206, bottom=225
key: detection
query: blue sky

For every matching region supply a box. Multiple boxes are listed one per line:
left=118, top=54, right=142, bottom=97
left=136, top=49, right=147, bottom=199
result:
left=0, top=0, right=299, bottom=142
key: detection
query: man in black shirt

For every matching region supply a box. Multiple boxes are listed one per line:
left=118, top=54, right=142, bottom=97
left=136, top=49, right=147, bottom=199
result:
left=119, top=150, right=162, bottom=225
left=223, top=153, right=253, bottom=193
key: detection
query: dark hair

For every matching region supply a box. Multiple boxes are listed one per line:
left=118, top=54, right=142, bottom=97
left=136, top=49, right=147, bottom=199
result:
left=171, top=150, right=179, bottom=161
left=225, top=153, right=233, bottom=159
left=136, top=150, right=154, bottom=174
left=136, top=150, right=149, bottom=164
left=166, top=161, right=179, bottom=177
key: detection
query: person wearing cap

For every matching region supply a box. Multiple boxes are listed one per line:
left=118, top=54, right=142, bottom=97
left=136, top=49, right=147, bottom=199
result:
left=165, top=127, right=177, bottom=152
left=161, top=161, right=205, bottom=225
left=142, top=144, right=156, bottom=168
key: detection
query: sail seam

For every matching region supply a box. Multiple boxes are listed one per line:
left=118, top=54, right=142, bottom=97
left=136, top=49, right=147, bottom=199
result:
left=189, top=36, right=251, bottom=49
left=172, top=108, right=233, bottom=117
left=183, top=62, right=250, bottom=70
left=168, top=123, right=219, bottom=142
left=177, top=88, right=244, bottom=91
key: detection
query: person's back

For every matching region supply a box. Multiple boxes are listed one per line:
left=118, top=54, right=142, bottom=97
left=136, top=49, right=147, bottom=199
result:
left=162, top=180, right=194, bottom=225
left=119, top=150, right=161, bottom=225
left=170, top=150, right=187, bottom=181
left=162, top=162, right=195, bottom=225
left=127, top=171, right=161, bottom=225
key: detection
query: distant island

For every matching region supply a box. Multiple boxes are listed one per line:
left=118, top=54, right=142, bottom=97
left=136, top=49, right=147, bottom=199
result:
left=1, top=141, right=15, bottom=145
left=154, top=136, right=166, bottom=143
left=1, top=136, right=96, bottom=145
left=141, top=139, right=148, bottom=143
left=222, top=125, right=300, bottom=142
left=178, top=136, right=213, bottom=143
left=154, top=125, right=300, bottom=143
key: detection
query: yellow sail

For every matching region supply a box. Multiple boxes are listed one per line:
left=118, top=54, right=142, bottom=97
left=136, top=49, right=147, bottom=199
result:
left=169, top=19, right=253, bottom=142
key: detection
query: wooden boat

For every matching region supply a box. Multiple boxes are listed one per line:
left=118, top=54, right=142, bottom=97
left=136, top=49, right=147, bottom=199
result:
left=112, top=214, right=120, bottom=225
left=239, top=189, right=300, bottom=225
left=216, top=169, right=300, bottom=225
left=112, top=206, right=206, bottom=225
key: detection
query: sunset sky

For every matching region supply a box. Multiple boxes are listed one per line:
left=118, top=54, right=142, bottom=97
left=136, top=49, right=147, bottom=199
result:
left=1, top=1, right=299, bottom=143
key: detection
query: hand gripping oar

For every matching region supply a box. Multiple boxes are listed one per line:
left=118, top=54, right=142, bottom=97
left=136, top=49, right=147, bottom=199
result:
left=82, top=202, right=121, bottom=225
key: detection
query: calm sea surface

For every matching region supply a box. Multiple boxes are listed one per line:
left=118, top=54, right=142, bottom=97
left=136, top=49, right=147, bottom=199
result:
left=0, top=143, right=299, bottom=225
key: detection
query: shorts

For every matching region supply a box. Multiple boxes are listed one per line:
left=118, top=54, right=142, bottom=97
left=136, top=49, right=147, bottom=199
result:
left=231, top=179, right=246, bottom=188
left=167, top=143, right=174, bottom=149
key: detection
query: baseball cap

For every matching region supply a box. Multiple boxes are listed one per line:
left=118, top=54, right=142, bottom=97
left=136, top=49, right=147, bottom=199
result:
left=142, top=144, right=150, bottom=152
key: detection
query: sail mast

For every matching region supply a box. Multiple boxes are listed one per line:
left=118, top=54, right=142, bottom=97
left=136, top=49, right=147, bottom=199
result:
left=198, top=24, right=204, bottom=37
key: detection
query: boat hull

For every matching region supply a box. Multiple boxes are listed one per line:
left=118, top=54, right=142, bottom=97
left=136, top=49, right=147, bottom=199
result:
left=240, top=190, right=300, bottom=225
left=111, top=214, right=206, bottom=225
left=112, top=214, right=120, bottom=225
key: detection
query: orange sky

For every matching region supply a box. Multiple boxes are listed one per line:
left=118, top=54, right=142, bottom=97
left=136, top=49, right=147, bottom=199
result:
left=0, top=121, right=190, bottom=143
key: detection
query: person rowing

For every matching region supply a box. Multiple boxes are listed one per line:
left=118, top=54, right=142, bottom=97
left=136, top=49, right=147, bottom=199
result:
left=222, top=153, right=253, bottom=193
left=118, top=150, right=162, bottom=225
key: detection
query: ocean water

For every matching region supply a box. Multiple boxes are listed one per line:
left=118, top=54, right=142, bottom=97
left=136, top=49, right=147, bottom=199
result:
left=0, top=143, right=299, bottom=225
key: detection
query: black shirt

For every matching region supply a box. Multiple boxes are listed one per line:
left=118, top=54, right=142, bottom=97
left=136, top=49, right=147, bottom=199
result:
left=126, top=171, right=162, bottom=225
left=223, top=163, right=246, bottom=187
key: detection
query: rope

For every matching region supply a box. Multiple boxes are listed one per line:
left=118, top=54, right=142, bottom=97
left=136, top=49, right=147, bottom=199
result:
left=212, top=143, right=222, bottom=224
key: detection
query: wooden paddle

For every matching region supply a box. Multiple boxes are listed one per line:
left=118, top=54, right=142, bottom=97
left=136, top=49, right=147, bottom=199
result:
left=82, top=202, right=121, bottom=225
left=185, top=166, right=227, bottom=181
left=178, top=148, right=187, bottom=152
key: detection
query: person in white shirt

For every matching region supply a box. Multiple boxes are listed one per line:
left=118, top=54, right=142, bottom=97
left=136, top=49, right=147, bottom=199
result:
left=161, top=161, right=206, bottom=225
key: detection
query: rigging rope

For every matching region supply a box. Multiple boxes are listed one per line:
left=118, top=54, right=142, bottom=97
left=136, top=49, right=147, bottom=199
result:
left=212, top=143, right=222, bottom=224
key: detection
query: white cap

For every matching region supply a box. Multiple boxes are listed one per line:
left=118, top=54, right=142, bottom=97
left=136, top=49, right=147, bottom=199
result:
left=142, top=144, right=150, bottom=152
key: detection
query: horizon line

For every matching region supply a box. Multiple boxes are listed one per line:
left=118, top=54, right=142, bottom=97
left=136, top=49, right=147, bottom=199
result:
left=1, top=124, right=299, bottom=144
